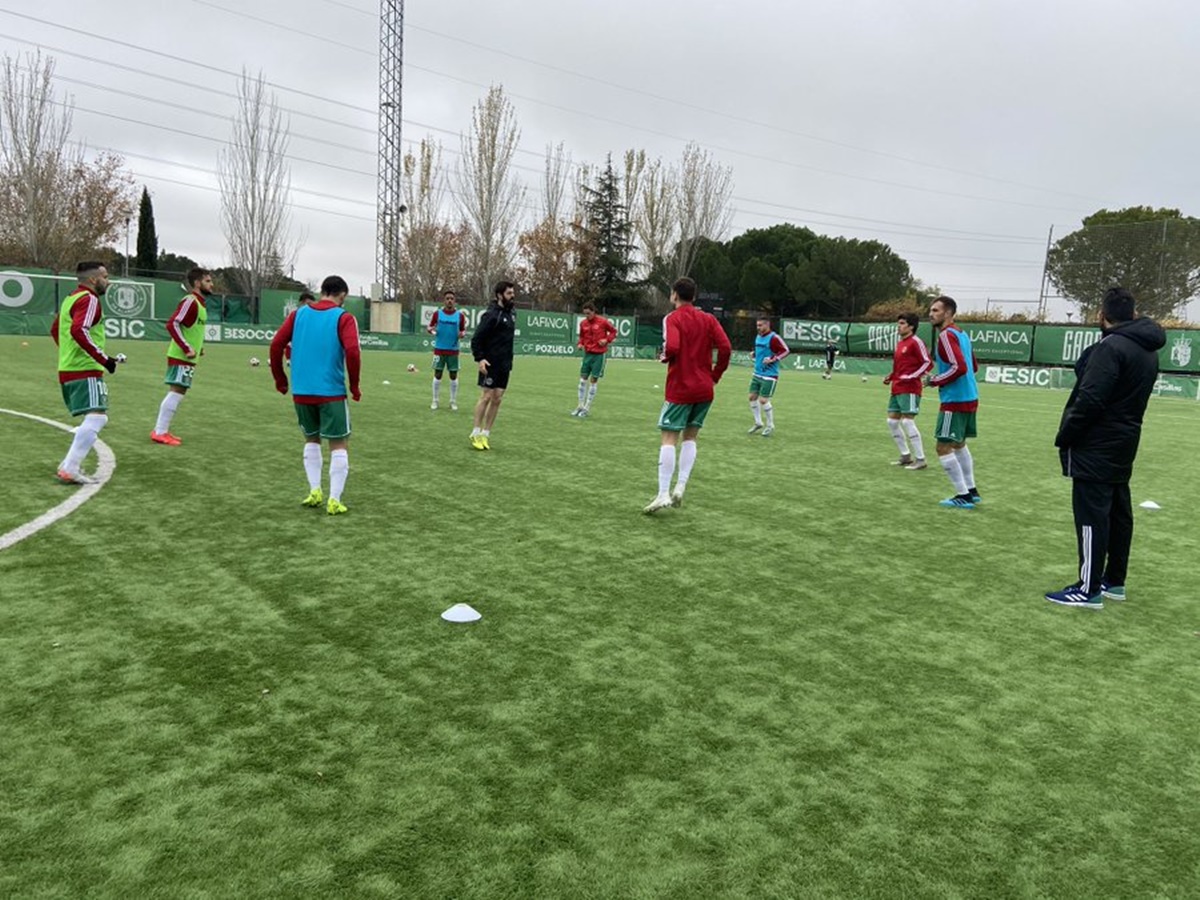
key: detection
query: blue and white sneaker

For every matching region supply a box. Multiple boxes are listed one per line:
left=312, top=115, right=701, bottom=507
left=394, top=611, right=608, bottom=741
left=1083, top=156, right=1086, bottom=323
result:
left=1045, top=584, right=1104, bottom=609
left=967, top=488, right=982, bottom=504
left=1100, top=581, right=1126, bottom=601
left=938, top=495, right=975, bottom=509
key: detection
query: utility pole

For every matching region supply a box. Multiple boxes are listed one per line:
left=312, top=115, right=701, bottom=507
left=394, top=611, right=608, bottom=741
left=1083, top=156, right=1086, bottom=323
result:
left=376, top=0, right=405, bottom=303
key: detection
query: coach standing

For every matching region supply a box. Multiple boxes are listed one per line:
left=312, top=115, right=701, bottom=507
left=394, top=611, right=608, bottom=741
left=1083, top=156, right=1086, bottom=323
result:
left=1045, top=287, right=1165, bottom=610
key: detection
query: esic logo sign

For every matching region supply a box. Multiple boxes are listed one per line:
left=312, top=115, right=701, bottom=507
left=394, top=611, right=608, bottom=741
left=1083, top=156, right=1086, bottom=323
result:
left=984, top=366, right=1052, bottom=387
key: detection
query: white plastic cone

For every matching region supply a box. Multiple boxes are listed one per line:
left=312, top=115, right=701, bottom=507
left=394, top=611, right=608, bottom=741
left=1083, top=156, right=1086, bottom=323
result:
left=441, top=603, right=481, bottom=623
left=1139, top=500, right=1162, bottom=510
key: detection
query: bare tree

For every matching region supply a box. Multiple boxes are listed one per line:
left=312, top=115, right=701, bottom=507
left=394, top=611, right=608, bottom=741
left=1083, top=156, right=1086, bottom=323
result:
left=218, top=69, right=298, bottom=300
left=0, top=52, right=133, bottom=269
left=455, top=85, right=526, bottom=301
left=542, top=141, right=572, bottom=225
left=630, top=154, right=678, bottom=303
left=395, top=136, right=466, bottom=302
left=671, top=142, right=734, bottom=280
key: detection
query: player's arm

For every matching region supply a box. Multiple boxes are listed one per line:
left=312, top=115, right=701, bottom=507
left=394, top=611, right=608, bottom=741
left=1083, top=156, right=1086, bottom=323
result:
left=338, top=312, right=362, bottom=401
left=766, top=334, right=790, bottom=364
left=602, top=319, right=617, bottom=346
left=660, top=314, right=678, bottom=363
left=577, top=319, right=586, bottom=349
left=166, top=297, right=198, bottom=358
left=68, top=294, right=113, bottom=369
left=457, top=312, right=466, bottom=340
left=426, top=310, right=438, bottom=335
left=901, top=338, right=932, bottom=381
left=470, top=308, right=495, bottom=366
left=929, top=330, right=966, bottom=387
left=268, top=311, right=296, bottom=393
left=711, top=320, right=733, bottom=383
left=50, top=316, right=60, bottom=345
left=1055, top=344, right=1117, bottom=448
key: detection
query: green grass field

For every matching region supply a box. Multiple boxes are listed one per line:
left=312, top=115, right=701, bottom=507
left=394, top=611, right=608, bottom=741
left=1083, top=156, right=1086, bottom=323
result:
left=2, top=334, right=1198, bottom=899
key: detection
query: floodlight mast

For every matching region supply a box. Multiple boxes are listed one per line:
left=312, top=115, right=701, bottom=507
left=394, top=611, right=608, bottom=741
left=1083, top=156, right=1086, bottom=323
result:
left=376, top=0, right=405, bottom=302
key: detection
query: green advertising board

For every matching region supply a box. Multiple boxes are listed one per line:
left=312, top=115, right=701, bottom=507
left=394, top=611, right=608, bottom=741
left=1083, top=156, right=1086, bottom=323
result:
left=779, top=319, right=849, bottom=350
left=1161, top=330, right=1200, bottom=373
left=960, top=323, right=1034, bottom=362
left=0, top=267, right=191, bottom=320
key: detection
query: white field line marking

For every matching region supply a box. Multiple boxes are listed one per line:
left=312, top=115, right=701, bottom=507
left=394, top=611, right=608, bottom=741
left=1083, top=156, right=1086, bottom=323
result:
left=0, top=408, right=116, bottom=552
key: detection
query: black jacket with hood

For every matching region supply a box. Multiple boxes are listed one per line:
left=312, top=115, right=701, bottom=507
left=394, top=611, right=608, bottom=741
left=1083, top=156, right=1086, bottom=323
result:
left=1055, top=316, right=1166, bottom=483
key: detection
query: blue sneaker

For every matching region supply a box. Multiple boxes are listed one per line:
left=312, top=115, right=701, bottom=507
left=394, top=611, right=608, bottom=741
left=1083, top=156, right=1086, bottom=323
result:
left=1100, top=581, right=1126, bottom=601
left=1045, top=584, right=1103, bottom=609
left=938, top=495, right=975, bottom=509
left=968, top=488, right=982, bottom=504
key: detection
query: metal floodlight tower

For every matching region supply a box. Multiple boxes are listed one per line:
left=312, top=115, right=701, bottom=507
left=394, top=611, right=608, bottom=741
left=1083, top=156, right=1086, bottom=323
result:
left=376, top=0, right=405, bottom=302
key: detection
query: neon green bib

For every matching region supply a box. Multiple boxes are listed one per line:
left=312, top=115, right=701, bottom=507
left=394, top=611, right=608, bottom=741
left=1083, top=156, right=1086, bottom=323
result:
left=168, top=293, right=208, bottom=361
left=57, top=289, right=106, bottom=373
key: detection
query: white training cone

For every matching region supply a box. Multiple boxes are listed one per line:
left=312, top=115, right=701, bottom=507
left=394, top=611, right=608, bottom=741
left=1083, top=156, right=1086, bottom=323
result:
left=1139, top=500, right=1162, bottom=510
left=441, top=603, right=482, bottom=623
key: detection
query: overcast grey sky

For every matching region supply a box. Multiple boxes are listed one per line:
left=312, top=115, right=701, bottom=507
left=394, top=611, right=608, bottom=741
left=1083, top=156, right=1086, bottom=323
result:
left=3, top=0, right=1197, bottom=320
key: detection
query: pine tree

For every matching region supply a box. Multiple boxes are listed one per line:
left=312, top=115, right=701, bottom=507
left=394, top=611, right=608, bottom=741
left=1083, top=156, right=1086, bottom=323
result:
left=134, top=186, right=158, bottom=277
left=573, top=155, right=641, bottom=312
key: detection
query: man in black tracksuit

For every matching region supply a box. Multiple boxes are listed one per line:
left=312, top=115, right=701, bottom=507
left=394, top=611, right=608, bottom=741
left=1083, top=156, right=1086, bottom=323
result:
left=1045, top=287, right=1166, bottom=609
left=468, top=280, right=517, bottom=451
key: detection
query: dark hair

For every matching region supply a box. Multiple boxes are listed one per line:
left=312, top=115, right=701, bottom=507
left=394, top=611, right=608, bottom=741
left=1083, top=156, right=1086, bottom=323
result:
left=582, top=302, right=597, bottom=312
left=756, top=314, right=771, bottom=324
left=1102, top=286, right=1136, bottom=323
left=932, top=295, right=957, bottom=315
left=299, top=291, right=316, bottom=303
left=76, top=261, right=105, bottom=276
left=493, top=280, right=515, bottom=298
left=321, top=275, right=349, bottom=296
left=186, top=266, right=211, bottom=287
left=443, top=289, right=456, bottom=299
left=673, top=277, right=697, bottom=302
left=898, top=312, right=919, bottom=329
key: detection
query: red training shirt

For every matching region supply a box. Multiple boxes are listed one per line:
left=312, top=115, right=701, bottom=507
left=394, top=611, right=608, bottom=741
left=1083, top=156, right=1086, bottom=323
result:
left=660, top=303, right=732, bottom=404
left=49, top=286, right=110, bottom=383
left=578, top=315, right=618, bottom=354
left=885, top=333, right=931, bottom=396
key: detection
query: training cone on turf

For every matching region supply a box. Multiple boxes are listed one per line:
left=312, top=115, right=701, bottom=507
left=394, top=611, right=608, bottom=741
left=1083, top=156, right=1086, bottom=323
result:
left=1139, top=500, right=1162, bottom=510
left=441, top=603, right=482, bottom=623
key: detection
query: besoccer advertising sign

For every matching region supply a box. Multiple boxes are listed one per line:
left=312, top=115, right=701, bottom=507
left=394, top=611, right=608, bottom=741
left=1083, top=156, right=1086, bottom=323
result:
left=779, top=319, right=849, bottom=350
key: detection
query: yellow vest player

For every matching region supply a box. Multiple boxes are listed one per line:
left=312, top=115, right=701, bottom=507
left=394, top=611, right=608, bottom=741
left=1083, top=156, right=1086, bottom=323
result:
left=151, top=267, right=213, bottom=446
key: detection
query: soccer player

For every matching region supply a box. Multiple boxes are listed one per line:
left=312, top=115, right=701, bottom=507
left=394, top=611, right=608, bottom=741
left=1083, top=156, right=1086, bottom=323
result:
left=150, top=267, right=212, bottom=445
left=268, top=275, right=361, bottom=515
left=822, top=340, right=838, bottom=379
left=1045, top=287, right=1165, bottom=609
left=928, top=296, right=980, bottom=508
left=469, top=281, right=516, bottom=450
left=427, top=289, right=466, bottom=411
left=644, top=277, right=732, bottom=513
left=747, top=316, right=790, bottom=436
left=883, top=312, right=931, bottom=468
left=49, top=261, right=122, bottom=484
left=572, top=302, right=618, bottom=417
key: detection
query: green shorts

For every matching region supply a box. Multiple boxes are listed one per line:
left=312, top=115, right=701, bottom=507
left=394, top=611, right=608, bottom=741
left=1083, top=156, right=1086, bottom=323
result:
left=935, top=409, right=977, bottom=444
left=295, top=400, right=351, bottom=440
left=61, top=377, right=108, bottom=417
left=657, top=401, right=712, bottom=432
left=580, top=352, right=607, bottom=380
left=748, top=375, right=777, bottom=398
left=433, top=354, right=460, bottom=374
left=888, top=393, right=920, bottom=416
left=165, top=363, right=196, bottom=389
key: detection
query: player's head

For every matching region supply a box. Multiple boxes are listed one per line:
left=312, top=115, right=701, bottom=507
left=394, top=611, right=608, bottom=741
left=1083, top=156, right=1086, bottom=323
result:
left=298, top=291, right=316, bottom=306
left=187, top=267, right=213, bottom=295
left=76, top=261, right=109, bottom=295
left=897, top=311, right=918, bottom=336
left=441, top=290, right=457, bottom=310
left=493, top=280, right=515, bottom=305
left=1101, top=286, right=1135, bottom=325
left=756, top=316, right=771, bottom=335
left=582, top=301, right=597, bottom=320
left=671, top=277, right=697, bottom=305
left=321, top=275, right=349, bottom=305
left=930, top=295, right=957, bottom=326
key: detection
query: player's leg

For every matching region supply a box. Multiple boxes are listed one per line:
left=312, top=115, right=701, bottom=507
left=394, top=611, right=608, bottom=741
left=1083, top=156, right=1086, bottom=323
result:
left=470, top=371, right=490, bottom=447
left=934, top=409, right=971, bottom=505
left=1046, top=478, right=1110, bottom=605
left=646, top=404, right=684, bottom=512
left=760, top=380, right=776, bottom=435
left=886, top=404, right=912, bottom=463
left=584, top=374, right=599, bottom=413
left=1101, top=481, right=1133, bottom=596
left=323, top=401, right=351, bottom=514
left=431, top=357, right=444, bottom=409
left=900, top=401, right=925, bottom=468
left=674, top=422, right=704, bottom=502
left=748, top=377, right=763, bottom=432
left=482, top=386, right=505, bottom=432
left=448, top=363, right=460, bottom=410
left=57, top=378, right=108, bottom=482
left=153, top=366, right=192, bottom=444
left=295, top=403, right=324, bottom=506
left=954, top=415, right=979, bottom=501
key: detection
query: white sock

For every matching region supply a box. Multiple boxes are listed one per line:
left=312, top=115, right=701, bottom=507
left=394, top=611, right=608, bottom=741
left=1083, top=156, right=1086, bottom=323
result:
left=750, top=402, right=762, bottom=426
left=329, top=449, right=349, bottom=501
left=471, top=427, right=481, bottom=436
left=450, top=379, right=459, bottom=402
left=154, top=392, right=184, bottom=434
left=763, top=403, right=774, bottom=428
left=586, top=383, right=597, bottom=408
left=577, top=379, right=587, bottom=406
left=61, top=413, right=107, bottom=472
left=901, top=419, right=925, bottom=460
left=954, top=446, right=975, bottom=491
left=482, top=429, right=490, bottom=437
left=888, top=419, right=908, bottom=455
left=677, top=440, right=697, bottom=489
left=432, top=378, right=441, bottom=403
left=938, top=453, right=968, bottom=494
left=658, top=445, right=676, bottom=494
left=303, top=442, right=322, bottom=490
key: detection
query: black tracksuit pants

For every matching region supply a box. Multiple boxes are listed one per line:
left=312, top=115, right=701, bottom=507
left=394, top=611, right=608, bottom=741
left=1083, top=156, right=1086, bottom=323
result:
left=1072, top=479, right=1133, bottom=594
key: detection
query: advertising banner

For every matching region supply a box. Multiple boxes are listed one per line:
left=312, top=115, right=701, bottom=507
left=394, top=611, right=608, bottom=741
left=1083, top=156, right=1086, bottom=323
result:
left=779, top=319, right=849, bottom=350
left=981, top=364, right=1075, bottom=390
left=1161, top=330, right=1200, bottom=373
left=1032, top=326, right=1104, bottom=366
left=960, top=323, right=1034, bottom=362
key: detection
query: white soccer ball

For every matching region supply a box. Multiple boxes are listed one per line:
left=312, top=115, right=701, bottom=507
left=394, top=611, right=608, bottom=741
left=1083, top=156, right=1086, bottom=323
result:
left=861, top=374, right=869, bottom=382
left=406, top=363, right=417, bottom=372
left=249, top=357, right=261, bottom=367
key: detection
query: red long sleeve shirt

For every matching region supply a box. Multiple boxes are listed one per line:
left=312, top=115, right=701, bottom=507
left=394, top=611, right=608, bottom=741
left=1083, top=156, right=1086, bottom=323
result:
left=165, top=291, right=207, bottom=364
left=578, top=315, right=618, bottom=354
left=885, top=334, right=931, bottom=396
left=49, top=287, right=110, bottom=383
left=661, top=304, right=732, bottom=404
left=268, top=300, right=362, bottom=403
